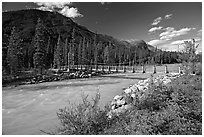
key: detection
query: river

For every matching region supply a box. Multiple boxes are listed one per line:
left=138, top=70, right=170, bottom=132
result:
left=2, top=72, right=168, bottom=135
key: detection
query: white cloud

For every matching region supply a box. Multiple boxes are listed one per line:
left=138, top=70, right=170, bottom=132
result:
left=148, top=26, right=163, bottom=32
left=35, top=2, right=72, bottom=9
left=152, top=17, right=162, bottom=26
left=38, top=6, right=52, bottom=12
left=165, top=14, right=173, bottom=20
left=148, top=39, right=167, bottom=46
left=159, top=27, right=193, bottom=40
left=171, top=38, right=201, bottom=45
left=35, top=2, right=83, bottom=18
left=159, top=44, right=179, bottom=51
left=60, top=6, right=83, bottom=18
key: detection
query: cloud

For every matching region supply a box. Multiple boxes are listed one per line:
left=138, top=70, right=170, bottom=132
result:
left=151, top=14, right=173, bottom=26
left=152, top=17, right=162, bottom=25
left=165, top=14, right=173, bottom=20
left=35, top=2, right=83, bottom=18
left=35, top=2, right=72, bottom=9
left=60, top=6, right=83, bottom=18
left=148, top=39, right=167, bottom=46
left=159, top=27, right=193, bottom=40
left=148, top=26, right=163, bottom=33
left=171, top=37, right=201, bottom=45
left=38, top=6, right=52, bottom=12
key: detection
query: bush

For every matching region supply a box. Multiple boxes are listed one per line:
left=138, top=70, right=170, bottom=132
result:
left=50, top=75, right=202, bottom=135
left=54, top=93, right=113, bottom=135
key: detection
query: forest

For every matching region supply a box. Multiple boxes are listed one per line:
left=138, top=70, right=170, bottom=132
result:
left=2, top=9, right=201, bottom=75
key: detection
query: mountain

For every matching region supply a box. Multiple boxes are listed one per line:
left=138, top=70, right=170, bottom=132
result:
left=2, top=9, right=154, bottom=70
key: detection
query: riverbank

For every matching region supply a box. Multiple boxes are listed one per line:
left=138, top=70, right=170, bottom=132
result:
left=55, top=73, right=202, bottom=135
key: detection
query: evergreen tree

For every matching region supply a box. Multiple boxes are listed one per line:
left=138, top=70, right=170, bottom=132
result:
left=33, top=18, right=47, bottom=73
left=86, top=39, right=90, bottom=64
left=81, top=37, right=86, bottom=65
left=70, top=27, right=76, bottom=65
left=7, top=26, right=19, bottom=74
left=53, top=34, right=62, bottom=68
left=78, top=38, right=82, bottom=65
left=46, top=36, right=52, bottom=67
left=64, top=38, right=69, bottom=66
left=93, top=34, right=98, bottom=65
left=94, top=43, right=99, bottom=65
left=118, top=46, right=122, bottom=66
left=104, top=42, right=110, bottom=65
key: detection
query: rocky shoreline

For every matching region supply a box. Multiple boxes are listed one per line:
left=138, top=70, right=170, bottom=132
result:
left=107, top=73, right=183, bottom=118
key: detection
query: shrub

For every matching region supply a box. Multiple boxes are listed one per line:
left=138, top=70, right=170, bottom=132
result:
left=54, top=93, right=113, bottom=135
left=50, top=75, right=201, bottom=135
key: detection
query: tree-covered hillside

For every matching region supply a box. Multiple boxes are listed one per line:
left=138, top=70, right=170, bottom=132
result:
left=2, top=9, right=183, bottom=74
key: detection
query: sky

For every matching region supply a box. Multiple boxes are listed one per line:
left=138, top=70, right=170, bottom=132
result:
left=2, top=2, right=202, bottom=52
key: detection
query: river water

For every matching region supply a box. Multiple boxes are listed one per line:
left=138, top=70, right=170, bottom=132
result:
left=2, top=72, right=165, bottom=135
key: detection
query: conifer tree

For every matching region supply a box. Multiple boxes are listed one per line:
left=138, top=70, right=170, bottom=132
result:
left=81, top=37, right=86, bottom=65
left=70, top=27, right=75, bottom=65
left=78, top=37, right=82, bottom=65
left=104, top=42, right=110, bottom=65
left=53, top=34, right=62, bottom=68
left=46, top=36, right=52, bottom=67
left=64, top=38, right=68, bottom=66
left=7, top=26, right=19, bottom=74
left=33, top=18, right=47, bottom=73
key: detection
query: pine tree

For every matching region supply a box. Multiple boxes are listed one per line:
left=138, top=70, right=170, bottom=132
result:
left=104, top=42, right=110, bottom=65
left=134, top=48, right=137, bottom=65
left=94, top=43, right=99, bottom=65
left=118, top=46, right=122, bottom=66
left=46, top=36, right=52, bottom=67
left=70, top=27, right=76, bottom=65
left=33, top=18, right=47, bottom=74
left=86, top=39, right=90, bottom=64
left=78, top=37, right=82, bottom=65
left=93, top=33, right=98, bottom=65
left=7, top=26, right=19, bottom=74
left=81, top=37, right=86, bottom=65
left=53, top=34, right=62, bottom=69
left=64, top=38, right=69, bottom=66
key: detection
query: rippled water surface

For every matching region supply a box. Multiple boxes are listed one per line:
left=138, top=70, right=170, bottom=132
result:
left=2, top=70, right=174, bottom=134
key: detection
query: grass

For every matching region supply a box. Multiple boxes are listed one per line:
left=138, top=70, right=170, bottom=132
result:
left=47, top=73, right=202, bottom=135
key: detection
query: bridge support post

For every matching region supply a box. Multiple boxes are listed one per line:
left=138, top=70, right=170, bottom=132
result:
left=108, top=66, right=111, bottom=72
left=95, top=65, right=98, bottom=71
left=102, top=65, right=104, bottom=72
left=132, top=65, right=135, bottom=73
left=142, top=65, right=146, bottom=73
left=165, top=65, right=169, bottom=73
left=179, top=66, right=182, bottom=74
left=123, top=65, right=126, bottom=73
left=153, top=65, right=156, bottom=74
left=115, top=66, right=118, bottom=73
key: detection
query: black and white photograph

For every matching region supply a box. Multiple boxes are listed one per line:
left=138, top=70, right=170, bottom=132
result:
left=2, top=1, right=202, bottom=135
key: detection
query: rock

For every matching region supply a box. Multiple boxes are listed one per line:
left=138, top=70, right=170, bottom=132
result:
left=107, top=73, right=182, bottom=119
left=131, top=93, right=136, bottom=98
left=114, top=95, right=123, bottom=100
left=116, top=99, right=126, bottom=106
left=124, top=88, right=132, bottom=94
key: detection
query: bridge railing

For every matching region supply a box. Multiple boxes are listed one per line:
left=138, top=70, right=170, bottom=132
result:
left=58, top=64, right=181, bottom=74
